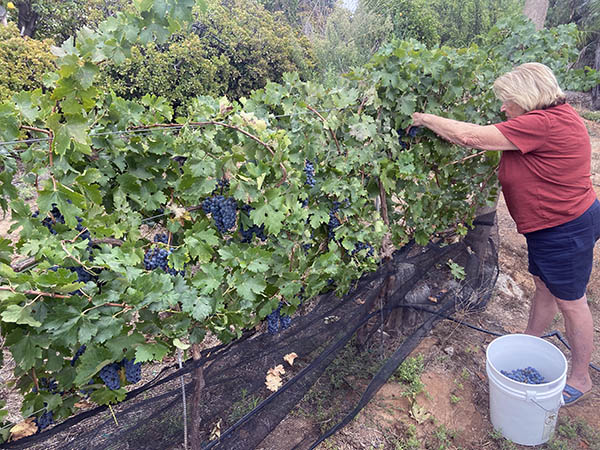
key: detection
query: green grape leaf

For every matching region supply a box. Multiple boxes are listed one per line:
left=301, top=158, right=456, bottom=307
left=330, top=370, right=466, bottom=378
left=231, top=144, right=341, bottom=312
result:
left=1, top=305, right=42, bottom=328
left=135, top=342, right=170, bottom=363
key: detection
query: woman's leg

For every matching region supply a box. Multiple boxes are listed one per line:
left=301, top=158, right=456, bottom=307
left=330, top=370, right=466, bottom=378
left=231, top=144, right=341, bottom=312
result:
left=525, top=276, right=593, bottom=394
left=524, top=276, right=559, bottom=336
left=556, top=294, right=594, bottom=394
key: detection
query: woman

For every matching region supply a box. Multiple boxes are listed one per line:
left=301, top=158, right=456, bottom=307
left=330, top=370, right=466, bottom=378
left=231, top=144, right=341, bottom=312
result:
left=411, top=62, right=598, bottom=405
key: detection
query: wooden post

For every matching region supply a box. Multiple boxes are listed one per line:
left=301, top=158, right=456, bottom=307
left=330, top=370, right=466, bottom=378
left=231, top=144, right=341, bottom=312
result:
left=189, top=343, right=205, bottom=450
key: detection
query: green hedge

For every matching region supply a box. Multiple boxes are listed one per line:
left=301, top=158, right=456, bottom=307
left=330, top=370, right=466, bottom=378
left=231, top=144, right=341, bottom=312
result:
left=0, top=23, right=56, bottom=102
left=99, top=0, right=316, bottom=114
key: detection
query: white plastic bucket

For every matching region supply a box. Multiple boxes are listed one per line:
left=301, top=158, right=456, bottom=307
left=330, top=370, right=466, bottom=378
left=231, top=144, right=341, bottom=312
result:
left=486, top=334, right=567, bottom=446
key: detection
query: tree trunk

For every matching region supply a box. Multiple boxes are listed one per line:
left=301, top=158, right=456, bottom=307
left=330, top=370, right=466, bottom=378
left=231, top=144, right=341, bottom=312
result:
left=0, top=6, right=7, bottom=26
left=523, top=0, right=549, bottom=30
left=15, top=0, right=37, bottom=37
left=592, top=39, right=600, bottom=110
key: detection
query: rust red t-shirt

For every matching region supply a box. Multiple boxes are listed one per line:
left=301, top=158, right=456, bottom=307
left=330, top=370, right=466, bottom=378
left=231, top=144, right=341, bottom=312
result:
left=494, top=103, right=596, bottom=234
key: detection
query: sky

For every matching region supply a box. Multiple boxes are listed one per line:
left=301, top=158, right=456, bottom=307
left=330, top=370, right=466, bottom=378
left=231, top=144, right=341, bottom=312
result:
left=340, top=0, right=358, bottom=12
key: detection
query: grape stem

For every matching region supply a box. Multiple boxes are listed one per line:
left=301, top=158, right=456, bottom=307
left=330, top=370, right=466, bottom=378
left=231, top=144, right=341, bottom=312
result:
left=0, top=285, right=71, bottom=299
left=445, top=150, right=488, bottom=167
left=306, top=105, right=341, bottom=155
left=20, top=125, right=56, bottom=190
left=128, top=121, right=288, bottom=186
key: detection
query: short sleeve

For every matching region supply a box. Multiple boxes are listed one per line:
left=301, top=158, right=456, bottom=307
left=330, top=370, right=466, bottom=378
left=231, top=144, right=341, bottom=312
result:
left=494, top=111, right=550, bottom=154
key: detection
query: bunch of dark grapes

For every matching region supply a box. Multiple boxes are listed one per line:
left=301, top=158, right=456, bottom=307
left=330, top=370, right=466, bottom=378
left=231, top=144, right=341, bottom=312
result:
left=501, top=366, right=545, bottom=384
left=215, top=177, right=230, bottom=193
left=327, top=202, right=341, bottom=240
left=71, top=344, right=87, bottom=366
left=69, top=266, right=95, bottom=283
left=280, top=315, right=292, bottom=330
left=202, top=195, right=237, bottom=234
left=154, top=233, right=169, bottom=244
left=267, top=306, right=280, bottom=334
left=304, top=160, right=316, bottom=187
left=33, top=377, right=58, bottom=394
left=99, top=363, right=121, bottom=390
left=352, top=242, right=374, bottom=257
left=397, top=126, right=421, bottom=149
left=35, top=205, right=94, bottom=257
left=266, top=302, right=292, bottom=334
left=39, top=205, right=65, bottom=235
left=143, top=246, right=183, bottom=276
left=35, top=410, right=54, bottom=432
left=408, top=126, right=421, bottom=138
left=122, top=358, right=142, bottom=384
left=238, top=205, right=266, bottom=243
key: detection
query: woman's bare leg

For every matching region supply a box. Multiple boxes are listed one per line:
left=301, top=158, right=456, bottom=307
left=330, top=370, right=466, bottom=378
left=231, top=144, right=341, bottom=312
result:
left=525, top=276, right=593, bottom=394
left=556, top=295, right=594, bottom=394
left=524, top=276, right=559, bottom=336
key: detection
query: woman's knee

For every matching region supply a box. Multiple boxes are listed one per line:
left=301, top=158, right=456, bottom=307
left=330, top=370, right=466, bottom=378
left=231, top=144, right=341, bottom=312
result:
left=555, top=294, right=589, bottom=315
left=533, top=275, right=552, bottom=293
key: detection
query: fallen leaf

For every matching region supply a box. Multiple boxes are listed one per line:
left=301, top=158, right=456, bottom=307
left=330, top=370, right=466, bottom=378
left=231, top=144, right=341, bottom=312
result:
left=265, top=372, right=282, bottom=392
left=428, top=296, right=438, bottom=303
left=265, top=364, right=286, bottom=392
left=210, top=418, right=222, bottom=441
left=268, top=364, right=285, bottom=377
left=409, top=403, right=431, bottom=424
left=283, top=352, right=298, bottom=366
left=10, top=419, right=37, bottom=440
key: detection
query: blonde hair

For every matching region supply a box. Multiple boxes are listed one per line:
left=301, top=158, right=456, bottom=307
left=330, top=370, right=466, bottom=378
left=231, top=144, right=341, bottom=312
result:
left=493, top=62, right=566, bottom=112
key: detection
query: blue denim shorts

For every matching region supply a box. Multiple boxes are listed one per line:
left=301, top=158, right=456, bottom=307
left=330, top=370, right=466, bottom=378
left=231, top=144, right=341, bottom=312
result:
left=525, top=199, right=600, bottom=300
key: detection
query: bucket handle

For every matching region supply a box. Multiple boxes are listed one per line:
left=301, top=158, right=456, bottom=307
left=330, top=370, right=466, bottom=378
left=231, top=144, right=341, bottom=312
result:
left=527, top=390, right=563, bottom=412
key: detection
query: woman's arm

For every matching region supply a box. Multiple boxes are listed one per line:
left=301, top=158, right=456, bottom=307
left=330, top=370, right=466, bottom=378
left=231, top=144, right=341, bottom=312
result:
left=411, top=113, right=518, bottom=151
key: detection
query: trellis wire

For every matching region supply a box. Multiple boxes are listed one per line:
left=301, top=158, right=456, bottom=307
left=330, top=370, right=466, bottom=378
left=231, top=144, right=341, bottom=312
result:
left=0, top=108, right=346, bottom=148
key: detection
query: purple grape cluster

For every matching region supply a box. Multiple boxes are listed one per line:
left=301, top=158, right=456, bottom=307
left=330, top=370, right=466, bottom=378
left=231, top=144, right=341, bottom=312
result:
left=202, top=195, right=237, bottom=233
left=35, top=410, right=53, bottom=432
left=154, top=233, right=169, bottom=244
left=352, top=242, right=374, bottom=257
left=33, top=377, right=58, bottom=394
left=71, top=344, right=87, bottom=366
left=122, top=358, right=142, bottom=383
left=99, top=363, right=121, bottom=390
left=304, top=160, right=316, bottom=187
left=238, top=205, right=266, bottom=243
left=328, top=202, right=341, bottom=240
left=143, top=246, right=183, bottom=276
left=501, top=366, right=545, bottom=384
left=216, top=177, right=230, bottom=192
left=408, top=126, right=421, bottom=138
left=39, top=205, right=65, bottom=235
left=266, top=302, right=292, bottom=335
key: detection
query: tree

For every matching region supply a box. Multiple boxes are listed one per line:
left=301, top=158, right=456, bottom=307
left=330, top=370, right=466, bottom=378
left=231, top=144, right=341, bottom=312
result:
left=547, top=0, right=600, bottom=107
left=13, top=0, right=37, bottom=36
left=361, top=0, right=523, bottom=48
left=10, top=0, right=131, bottom=42
left=523, top=0, right=549, bottom=30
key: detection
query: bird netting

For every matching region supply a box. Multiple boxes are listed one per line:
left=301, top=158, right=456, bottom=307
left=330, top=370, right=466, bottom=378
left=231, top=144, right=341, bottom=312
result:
left=0, top=212, right=499, bottom=450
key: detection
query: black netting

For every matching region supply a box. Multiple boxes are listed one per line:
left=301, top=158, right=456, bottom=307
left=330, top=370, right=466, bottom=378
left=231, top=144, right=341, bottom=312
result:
left=1, top=214, right=499, bottom=450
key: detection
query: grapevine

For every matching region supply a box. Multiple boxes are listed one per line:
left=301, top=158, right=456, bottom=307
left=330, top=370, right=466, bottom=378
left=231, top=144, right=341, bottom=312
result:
left=0, top=0, right=511, bottom=435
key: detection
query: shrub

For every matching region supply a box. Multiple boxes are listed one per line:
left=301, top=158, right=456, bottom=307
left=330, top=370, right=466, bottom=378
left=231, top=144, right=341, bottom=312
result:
left=99, top=0, right=316, bottom=113
left=0, top=23, right=56, bottom=102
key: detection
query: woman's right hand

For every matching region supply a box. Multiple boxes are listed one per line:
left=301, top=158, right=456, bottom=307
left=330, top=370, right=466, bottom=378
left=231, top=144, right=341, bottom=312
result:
left=411, top=112, right=427, bottom=127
